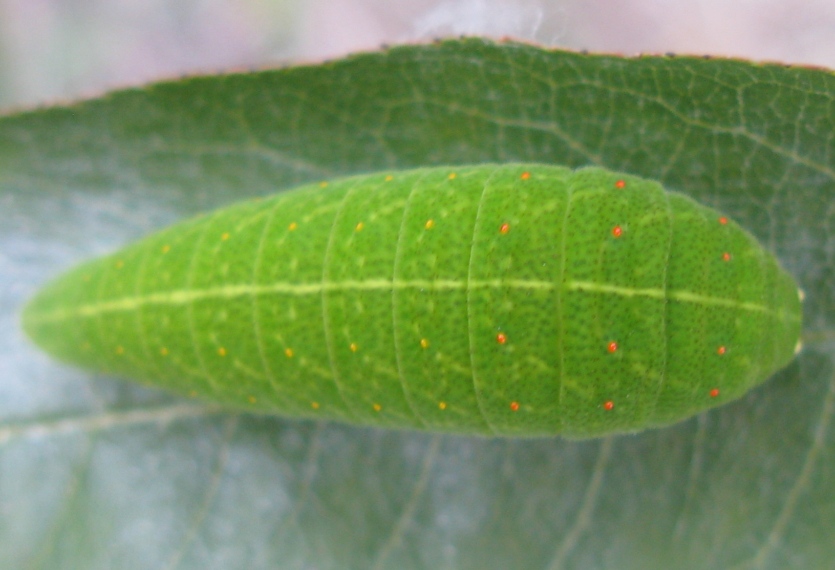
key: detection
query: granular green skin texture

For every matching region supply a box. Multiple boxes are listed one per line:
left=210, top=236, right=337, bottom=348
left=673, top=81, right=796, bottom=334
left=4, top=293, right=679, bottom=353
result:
left=22, top=164, right=803, bottom=438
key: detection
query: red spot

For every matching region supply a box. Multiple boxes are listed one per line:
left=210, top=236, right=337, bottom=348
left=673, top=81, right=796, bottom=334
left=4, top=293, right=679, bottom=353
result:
left=612, top=226, right=623, bottom=238
left=717, top=345, right=726, bottom=355
left=603, top=400, right=615, bottom=411
left=520, top=171, right=531, bottom=180
left=510, top=401, right=520, bottom=412
left=607, top=341, right=618, bottom=353
left=500, top=223, right=510, bottom=234
left=496, top=332, right=507, bottom=344
left=709, top=388, right=720, bottom=398
left=722, top=252, right=732, bottom=262
left=614, top=179, right=626, bottom=189
left=719, top=216, right=728, bottom=225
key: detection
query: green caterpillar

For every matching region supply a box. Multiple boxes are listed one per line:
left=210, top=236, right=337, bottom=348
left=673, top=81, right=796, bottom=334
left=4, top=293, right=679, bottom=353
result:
left=22, top=164, right=802, bottom=438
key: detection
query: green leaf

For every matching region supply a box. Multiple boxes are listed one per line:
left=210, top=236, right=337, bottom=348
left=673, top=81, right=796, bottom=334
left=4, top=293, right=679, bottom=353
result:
left=2, top=38, right=832, bottom=569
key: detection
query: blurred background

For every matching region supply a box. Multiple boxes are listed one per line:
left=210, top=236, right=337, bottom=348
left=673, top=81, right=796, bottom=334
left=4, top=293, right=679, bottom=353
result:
left=1, top=0, right=834, bottom=109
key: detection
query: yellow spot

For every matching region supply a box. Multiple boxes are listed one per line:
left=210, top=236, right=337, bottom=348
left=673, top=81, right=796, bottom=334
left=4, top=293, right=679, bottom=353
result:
left=372, top=403, right=382, bottom=412
left=288, top=222, right=298, bottom=231
left=160, top=347, right=169, bottom=356
left=424, top=219, right=434, bottom=229
left=221, top=232, right=230, bottom=241
left=438, top=401, right=447, bottom=410
left=420, top=338, right=429, bottom=349
left=319, top=181, right=329, bottom=188
left=218, top=347, right=227, bottom=357
left=248, top=395, right=257, bottom=404
left=311, top=401, right=320, bottom=410
left=355, top=222, right=364, bottom=232
left=384, top=174, right=394, bottom=181
left=115, top=345, right=124, bottom=355
left=284, top=348, right=294, bottom=358
left=115, top=260, right=124, bottom=269
left=161, top=244, right=171, bottom=254
left=349, top=342, right=358, bottom=352
left=448, top=172, right=457, bottom=180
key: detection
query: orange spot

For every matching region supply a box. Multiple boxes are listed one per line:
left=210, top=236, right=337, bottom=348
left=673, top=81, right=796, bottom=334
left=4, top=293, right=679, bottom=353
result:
left=424, top=219, right=435, bottom=229
left=520, top=171, right=531, bottom=180
left=284, top=348, right=294, bottom=358
left=615, top=179, right=626, bottom=189
left=499, top=223, right=510, bottom=234
left=372, top=403, right=382, bottom=412
left=448, top=172, right=457, bottom=180
left=709, top=388, right=720, bottom=398
left=218, top=347, right=227, bottom=357
left=384, top=174, right=394, bottom=181
left=349, top=342, right=358, bottom=352
left=603, top=400, right=615, bottom=411
left=719, top=216, right=728, bottom=225
left=438, top=401, right=447, bottom=410
left=612, top=226, right=623, bottom=238
left=311, top=401, right=320, bottom=409
left=115, top=345, right=124, bottom=355
left=722, top=252, right=732, bottom=262
left=420, top=338, right=429, bottom=349
left=355, top=222, right=364, bottom=232
left=248, top=395, right=257, bottom=404
left=221, top=232, right=230, bottom=241
left=496, top=332, right=507, bottom=344
left=288, top=222, right=298, bottom=231
left=509, top=401, right=520, bottom=412
left=717, top=345, right=726, bottom=355
left=607, top=341, right=618, bottom=353
left=160, top=347, right=169, bottom=356
left=161, top=244, right=171, bottom=254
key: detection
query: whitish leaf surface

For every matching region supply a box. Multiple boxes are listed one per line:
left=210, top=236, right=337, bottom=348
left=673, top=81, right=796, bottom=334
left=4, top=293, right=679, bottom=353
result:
left=1, top=38, right=832, bottom=569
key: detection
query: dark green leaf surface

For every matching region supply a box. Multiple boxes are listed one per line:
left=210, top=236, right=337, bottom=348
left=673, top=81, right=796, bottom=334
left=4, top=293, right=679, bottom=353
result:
left=2, top=38, right=833, bottom=569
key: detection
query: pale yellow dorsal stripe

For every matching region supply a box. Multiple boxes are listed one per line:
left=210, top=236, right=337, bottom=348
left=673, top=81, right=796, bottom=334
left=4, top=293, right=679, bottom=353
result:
left=565, top=280, right=774, bottom=314
left=28, top=278, right=785, bottom=323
